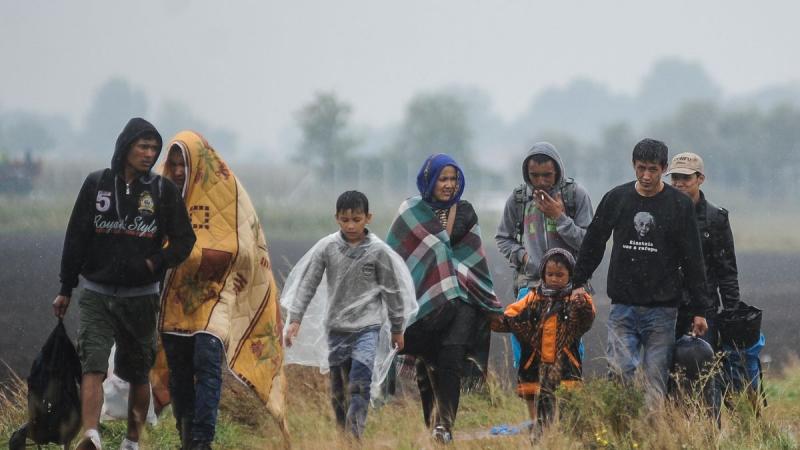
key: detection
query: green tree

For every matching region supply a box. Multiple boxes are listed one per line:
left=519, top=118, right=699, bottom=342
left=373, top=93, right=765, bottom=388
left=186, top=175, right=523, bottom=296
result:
left=637, top=58, right=721, bottom=120
left=81, top=78, right=149, bottom=154
left=0, top=112, right=58, bottom=152
left=394, top=91, right=473, bottom=165
left=294, top=92, right=359, bottom=178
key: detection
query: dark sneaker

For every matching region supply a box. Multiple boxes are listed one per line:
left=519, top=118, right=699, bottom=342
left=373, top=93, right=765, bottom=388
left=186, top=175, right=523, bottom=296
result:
left=188, top=440, right=213, bottom=450
left=529, top=420, right=543, bottom=443
left=432, top=425, right=452, bottom=444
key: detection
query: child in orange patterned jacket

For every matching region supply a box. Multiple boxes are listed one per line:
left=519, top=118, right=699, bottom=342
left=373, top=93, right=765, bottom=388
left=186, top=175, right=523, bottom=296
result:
left=492, top=248, right=595, bottom=431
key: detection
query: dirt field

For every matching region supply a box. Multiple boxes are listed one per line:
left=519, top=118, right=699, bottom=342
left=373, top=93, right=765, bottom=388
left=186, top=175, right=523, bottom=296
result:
left=1, top=232, right=797, bottom=383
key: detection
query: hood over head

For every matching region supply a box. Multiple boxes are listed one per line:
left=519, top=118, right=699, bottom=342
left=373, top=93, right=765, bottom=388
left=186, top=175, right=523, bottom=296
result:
left=161, top=130, right=233, bottom=199
left=416, top=153, right=465, bottom=209
left=537, top=247, right=576, bottom=297
left=538, top=247, right=576, bottom=281
left=521, top=142, right=567, bottom=191
left=111, top=117, right=163, bottom=175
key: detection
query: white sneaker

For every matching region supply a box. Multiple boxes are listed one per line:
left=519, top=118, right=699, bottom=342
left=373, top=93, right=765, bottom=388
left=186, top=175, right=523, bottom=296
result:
left=119, top=438, right=139, bottom=450
left=432, top=425, right=453, bottom=444
left=76, top=429, right=102, bottom=450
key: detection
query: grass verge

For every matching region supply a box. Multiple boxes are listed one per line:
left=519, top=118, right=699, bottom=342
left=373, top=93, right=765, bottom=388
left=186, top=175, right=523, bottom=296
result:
left=2, top=362, right=799, bottom=449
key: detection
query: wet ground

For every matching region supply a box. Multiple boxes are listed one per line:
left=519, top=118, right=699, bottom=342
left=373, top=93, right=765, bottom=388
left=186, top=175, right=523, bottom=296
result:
left=1, top=232, right=797, bottom=382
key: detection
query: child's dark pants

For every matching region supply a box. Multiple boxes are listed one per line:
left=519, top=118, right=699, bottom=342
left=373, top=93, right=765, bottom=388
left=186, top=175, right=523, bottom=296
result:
left=327, top=327, right=379, bottom=438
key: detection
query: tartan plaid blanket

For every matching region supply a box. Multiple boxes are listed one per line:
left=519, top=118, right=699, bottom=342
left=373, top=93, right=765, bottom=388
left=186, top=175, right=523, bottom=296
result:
left=386, top=196, right=502, bottom=323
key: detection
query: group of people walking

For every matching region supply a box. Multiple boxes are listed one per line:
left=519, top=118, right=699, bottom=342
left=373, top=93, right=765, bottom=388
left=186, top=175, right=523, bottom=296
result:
left=53, top=117, right=745, bottom=449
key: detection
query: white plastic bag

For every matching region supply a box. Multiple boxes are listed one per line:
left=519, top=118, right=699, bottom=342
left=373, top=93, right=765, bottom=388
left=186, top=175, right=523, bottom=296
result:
left=100, top=345, right=158, bottom=425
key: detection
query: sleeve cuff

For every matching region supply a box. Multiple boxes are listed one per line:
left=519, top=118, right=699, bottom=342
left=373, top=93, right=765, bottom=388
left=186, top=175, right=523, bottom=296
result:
left=514, top=248, right=526, bottom=266
left=390, top=318, right=404, bottom=334
left=288, top=313, right=303, bottom=325
left=59, top=283, right=74, bottom=297
left=722, top=301, right=740, bottom=311
left=689, top=310, right=706, bottom=319
left=555, top=213, right=570, bottom=226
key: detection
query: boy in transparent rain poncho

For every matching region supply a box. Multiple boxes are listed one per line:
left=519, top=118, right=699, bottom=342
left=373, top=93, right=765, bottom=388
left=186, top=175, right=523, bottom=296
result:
left=282, top=191, right=418, bottom=439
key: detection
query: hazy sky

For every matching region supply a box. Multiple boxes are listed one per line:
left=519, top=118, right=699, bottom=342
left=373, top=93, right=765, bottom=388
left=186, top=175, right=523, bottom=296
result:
left=2, top=0, right=799, bottom=151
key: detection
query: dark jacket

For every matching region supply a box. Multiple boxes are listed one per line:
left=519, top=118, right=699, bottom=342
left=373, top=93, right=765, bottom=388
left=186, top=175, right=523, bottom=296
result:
left=683, top=192, right=740, bottom=313
left=434, top=200, right=477, bottom=245
left=58, top=118, right=196, bottom=296
left=573, top=182, right=711, bottom=315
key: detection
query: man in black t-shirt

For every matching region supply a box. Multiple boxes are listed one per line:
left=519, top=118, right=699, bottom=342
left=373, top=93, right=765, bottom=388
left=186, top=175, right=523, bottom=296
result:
left=570, top=139, right=711, bottom=405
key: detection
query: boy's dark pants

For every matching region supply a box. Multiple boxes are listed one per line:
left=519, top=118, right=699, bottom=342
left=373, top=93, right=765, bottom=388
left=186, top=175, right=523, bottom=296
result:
left=162, top=333, right=224, bottom=444
left=328, top=327, right=379, bottom=438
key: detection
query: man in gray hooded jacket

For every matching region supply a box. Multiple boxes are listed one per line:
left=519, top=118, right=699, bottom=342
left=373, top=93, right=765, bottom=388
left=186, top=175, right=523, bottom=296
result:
left=496, top=142, right=594, bottom=294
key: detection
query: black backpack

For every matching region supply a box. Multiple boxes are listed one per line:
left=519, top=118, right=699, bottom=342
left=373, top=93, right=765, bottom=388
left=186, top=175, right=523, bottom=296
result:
left=9, top=320, right=82, bottom=449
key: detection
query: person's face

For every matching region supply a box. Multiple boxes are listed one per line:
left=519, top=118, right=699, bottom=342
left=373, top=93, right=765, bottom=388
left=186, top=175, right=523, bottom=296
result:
left=543, top=260, right=570, bottom=289
left=126, top=138, right=159, bottom=173
left=527, top=159, right=557, bottom=191
left=634, top=218, right=652, bottom=237
left=670, top=172, right=704, bottom=200
left=336, top=208, right=372, bottom=243
left=167, top=148, right=187, bottom=191
left=433, top=166, right=458, bottom=202
left=634, top=160, right=665, bottom=195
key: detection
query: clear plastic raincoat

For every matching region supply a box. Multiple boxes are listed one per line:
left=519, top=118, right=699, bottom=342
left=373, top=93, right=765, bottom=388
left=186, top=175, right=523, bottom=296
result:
left=281, top=231, right=418, bottom=397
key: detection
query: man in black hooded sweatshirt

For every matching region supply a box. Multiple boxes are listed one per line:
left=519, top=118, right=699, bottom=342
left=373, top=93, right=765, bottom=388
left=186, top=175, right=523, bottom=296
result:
left=52, top=118, right=195, bottom=450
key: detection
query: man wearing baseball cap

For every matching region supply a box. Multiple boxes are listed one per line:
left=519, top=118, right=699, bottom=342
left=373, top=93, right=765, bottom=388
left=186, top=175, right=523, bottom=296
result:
left=667, top=151, right=741, bottom=421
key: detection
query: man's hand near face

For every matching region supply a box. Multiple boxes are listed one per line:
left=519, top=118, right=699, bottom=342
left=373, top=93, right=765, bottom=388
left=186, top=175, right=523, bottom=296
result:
left=534, top=190, right=565, bottom=220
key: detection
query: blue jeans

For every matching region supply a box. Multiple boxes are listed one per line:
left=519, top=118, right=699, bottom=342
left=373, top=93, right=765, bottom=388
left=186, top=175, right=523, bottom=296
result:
left=722, top=333, right=765, bottom=393
left=328, top=327, right=379, bottom=438
left=607, top=304, right=677, bottom=405
left=162, top=333, right=224, bottom=443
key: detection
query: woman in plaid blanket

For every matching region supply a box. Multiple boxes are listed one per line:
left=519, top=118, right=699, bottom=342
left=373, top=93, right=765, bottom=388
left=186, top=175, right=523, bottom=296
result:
left=387, top=153, right=503, bottom=444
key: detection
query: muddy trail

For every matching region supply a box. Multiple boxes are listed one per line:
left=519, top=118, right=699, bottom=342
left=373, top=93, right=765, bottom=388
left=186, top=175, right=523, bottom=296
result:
left=1, top=232, right=797, bottom=383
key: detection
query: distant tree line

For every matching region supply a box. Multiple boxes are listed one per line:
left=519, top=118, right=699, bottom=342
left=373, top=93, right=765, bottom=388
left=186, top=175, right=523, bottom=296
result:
left=0, top=78, right=237, bottom=158
left=3, top=58, right=799, bottom=200
left=295, top=89, right=800, bottom=199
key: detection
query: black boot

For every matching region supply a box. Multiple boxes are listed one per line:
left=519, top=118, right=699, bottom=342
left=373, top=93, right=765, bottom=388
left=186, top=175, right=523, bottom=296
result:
left=179, top=418, right=194, bottom=450
left=188, top=440, right=213, bottom=450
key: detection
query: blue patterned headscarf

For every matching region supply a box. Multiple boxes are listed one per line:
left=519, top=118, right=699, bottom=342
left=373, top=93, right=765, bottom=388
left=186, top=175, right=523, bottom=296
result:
left=416, top=153, right=466, bottom=209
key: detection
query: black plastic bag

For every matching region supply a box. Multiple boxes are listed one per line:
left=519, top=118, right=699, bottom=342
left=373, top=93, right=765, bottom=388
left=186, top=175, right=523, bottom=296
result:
left=14, top=320, right=82, bottom=447
left=718, top=302, right=762, bottom=349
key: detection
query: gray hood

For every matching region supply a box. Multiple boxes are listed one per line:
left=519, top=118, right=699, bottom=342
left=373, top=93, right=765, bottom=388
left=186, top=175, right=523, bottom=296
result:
left=521, top=142, right=567, bottom=193
left=538, top=247, right=576, bottom=280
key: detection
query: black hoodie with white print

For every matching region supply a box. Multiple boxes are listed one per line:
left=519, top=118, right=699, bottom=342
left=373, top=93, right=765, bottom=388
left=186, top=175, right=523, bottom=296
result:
left=58, top=118, right=195, bottom=297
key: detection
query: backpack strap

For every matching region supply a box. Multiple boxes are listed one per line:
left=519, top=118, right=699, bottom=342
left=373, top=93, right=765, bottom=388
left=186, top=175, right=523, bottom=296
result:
left=560, top=177, right=577, bottom=219
left=88, top=168, right=110, bottom=206
left=513, top=183, right=530, bottom=243
left=151, top=174, right=166, bottom=238
left=154, top=174, right=164, bottom=204
left=88, top=169, right=108, bottom=188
